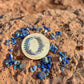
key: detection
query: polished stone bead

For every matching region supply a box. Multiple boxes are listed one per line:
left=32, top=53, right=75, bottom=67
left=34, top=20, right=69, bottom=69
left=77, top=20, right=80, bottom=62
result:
left=24, top=27, right=29, bottom=31
left=41, top=63, right=45, bottom=69
left=38, top=64, right=41, bottom=67
left=56, top=31, right=62, bottom=37
left=19, top=33, right=24, bottom=39
left=11, top=37, right=15, bottom=40
left=29, top=27, right=33, bottom=30
left=33, top=26, right=37, bottom=30
left=30, top=67, right=34, bottom=72
left=58, top=52, right=65, bottom=57
left=46, top=64, right=51, bottom=69
left=5, top=59, right=10, bottom=65
left=43, top=29, right=48, bottom=34
left=36, top=27, right=40, bottom=31
left=19, top=29, right=23, bottom=32
left=14, top=32, right=20, bottom=39
left=66, top=60, right=69, bottom=64
left=50, top=33, right=55, bottom=40
left=41, top=68, right=46, bottom=72
left=16, top=65, right=19, bottom=69
left=46, top=69, right=50, bottom=73
left=6, top=40, right=11, bottom=45
left=62, top=64, right=65, bottom=67
left=67, top=57, right=71, bottom=60
left=19, top=63, right=26, bottom=69
left=9, top=61, right=14, bottom=65
left=13, top=66, right=17, bottom=70
left=60, top=67, right=65, bottom=71
left=32, top=65, right=37, bottom=71
left=11, top=40, right=16, bottom=44
left=37, top=72, right=46, bottom=80
left=9, top=53, right=13, bottom=60
left=47, top=27, right=51, bottom=30
left=47, top=55, right=51, bottom=58
left=16, top=62, right=20, bottom=65
left=46, top=72, right=49, bottom=76
left=62, top=61, right=66, bottom=64
left=13, top=61, right=18, bottom=64
left=44, top=26, right=47, bottom=30
left=22, top=31, right=30, bottom=36
left=9, top=48, right=13, bottom=52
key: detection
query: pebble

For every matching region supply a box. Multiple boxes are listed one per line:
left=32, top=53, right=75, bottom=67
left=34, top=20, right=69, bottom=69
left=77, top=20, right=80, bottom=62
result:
left=6, top=40, right=11, bottom=45
left=11, top=40, right=16, bottom=44
left=19, top=63, right=26, bottom=69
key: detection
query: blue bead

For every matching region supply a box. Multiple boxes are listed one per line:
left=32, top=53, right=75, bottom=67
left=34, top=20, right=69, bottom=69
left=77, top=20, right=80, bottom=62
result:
left=66, top=60, right=69, bottom=64
left=43, top=29, right=48, bottom=34
left=39, top=28, right=42, bottom=30
left=13, top=61, right=18, bottom=64
left=41, top=63, right=45, bottom=69
left=13, top=66, right=17, bottom=70
left=19, top=29, right=23, bottom=32
left=60, top=67, right=65, bottom=71
left=46, top=73, right=49, bottom=76
left=9, top=48, right=13, bottom=52
left=62, top=64, right=65, bottom=67
left=33, top=26, right=37, bottom=30
left=62, top=61, right=66, bottom=64
left=32, top=65, right=37, bottom=71
left=19, top=33, right=24, bottom=39
left=38, top=64, right=41, bottom=67
left=6, top=40, right=11, bottom=45
left=9, top=61, right=14, bottom=65
left=5, top=59, right=10, bottom=65
left=29, top=27, right=33, bottom=30
left=58, top=52, right=65, bottom=57
left=30, top=67, right=34, bottom=72
left=47, top=55, right=51, bottom=58
left=24, top=27, right=29, bottom=31
left=50, top=33, right=55, bottom=40
left=11, top=40, right=16, bottom=44
left=22, top=31, right=29, bottom=36
left=67, top=57, right=71, bottom=60
left=46, top=69, right=50, bottom=73
left=37, top=72, right=46, bottom=80
left=16, top=62, right=20, bottom=65
left=56, top=31, right=62, bottom=36
left=14, top=32, right=20, bottom=39
left=46, top=64, right=51, bottom=69
left=16, top=65, right=19, bottom=69
left=44, top=26, right=47, bottom=30
left=41, top=68, right=46, bottom=72
left=47, top=27, right=51, bottom=30
left=9, top=53, right=13, bottom=59
left=11, top=37, right=15, bottom=40
left=36, top=27, right=40, bottom=31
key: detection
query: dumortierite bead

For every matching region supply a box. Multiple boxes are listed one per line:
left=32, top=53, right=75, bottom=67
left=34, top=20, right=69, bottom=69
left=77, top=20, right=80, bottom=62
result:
left=24, top=27, right=29, bottom=31
left=36, top=27, right=40, bottom=31
left=16, top=65, right=19, bottom=69
left=67, top=57, right=71, bottom=60
left=6, top=40, right=11, bottom=45
left=33, top=26, right=37, bottom=30
left=41, top=68, right=46, bottom=72
left=19, top=29, right=23, bottom=32
left=62, top=64, right=65, bottom=67
left=44, top=26, right=47, bottom=30
left=46, top=64, right=51, bottom=69
left=16, top=62, right=20, bottom=65
left=13, top=61, right=18, bottom=64
left=43, top=29, right=48, bottom=34
left=38, top=64, right=41, bottom=67
left=46, top=69, right=50, bottom=73
left=9, top=48, right=13, bottom=52
left=14, top=32, right=20, bottom=39
left=32, top=65, right=37, bottom=71
left=30, top=67, right=34, bottom=72
left=37, top=72, right=46, bottom=80
left=14, top=66, right=17, bottom=70
left=66, top=60, right=69, bottom=64
left=58, top=52, right=65, bottom=57
left=11, top=40, right=16, bottom=44
left=9, top=53, right=13, bottom=60
left=19, top=33, right=24, bottom=39
left=41, top=63, right=45, bottom=69
left=56, top=31, right=62, bottom=37
left=19, top=63, right=26, bottom=69
left=9, top=61, right=14, bottom=65
left=60, top=67, right=65, bottom=71
left=50, top=33, right=55, bottom=40
left=62, top=61, right=66, bottom=64
left=22, top=31, right=29, bottom=36
left=11, top=37, right=15, bottom=40
left=47, top=55, right=51, bottom=58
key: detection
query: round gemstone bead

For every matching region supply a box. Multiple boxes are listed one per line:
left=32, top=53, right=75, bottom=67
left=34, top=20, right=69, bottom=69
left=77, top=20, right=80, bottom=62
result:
left=11, top=40, right=16, bottom=44
left=60, top=67, right=65, bottom=71
left=9, top=48, right=13, bottom=52
left=6, top=40, right=11, bottom=45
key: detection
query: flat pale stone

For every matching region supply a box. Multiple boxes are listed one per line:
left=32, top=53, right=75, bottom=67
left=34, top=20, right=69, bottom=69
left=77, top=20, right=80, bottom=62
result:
left=21, top=33, right=50, bottom=60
